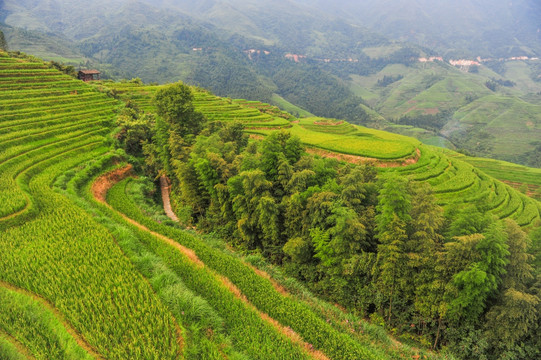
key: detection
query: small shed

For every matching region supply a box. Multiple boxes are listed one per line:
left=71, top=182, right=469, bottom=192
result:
left=78, top=70, right=101, bottom=82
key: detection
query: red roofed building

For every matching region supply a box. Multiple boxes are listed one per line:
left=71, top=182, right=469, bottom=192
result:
left=78, top=70, right=101, bottom=82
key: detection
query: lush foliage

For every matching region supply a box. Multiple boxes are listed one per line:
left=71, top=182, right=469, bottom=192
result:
left=124, top=82, right=540, bottom=359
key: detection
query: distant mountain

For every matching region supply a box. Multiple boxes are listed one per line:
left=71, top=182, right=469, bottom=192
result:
left=0, top=0, right=401, bottom=123
left=2, top=0, right=541, bottom=167
left=296, top=0, right=541, bottom=58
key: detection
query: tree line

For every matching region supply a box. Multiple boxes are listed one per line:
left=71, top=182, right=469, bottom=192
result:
left=116, top=82, right=540, bottom=359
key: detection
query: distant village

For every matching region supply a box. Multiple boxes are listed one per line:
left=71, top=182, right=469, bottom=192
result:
left=193, top=46, right=540, bottom=68
left=418, top=55, right=539, bottom=67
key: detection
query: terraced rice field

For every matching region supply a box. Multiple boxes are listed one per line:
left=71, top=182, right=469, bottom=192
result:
left=98, top=80, right=541, bottom=227
left=0, top=52, right=183, bottom=359
left=387, top=146, right=541, bottom=228
left=4, top=50, right=536, bottom=358
left=1, top=51, right=444, bottom=360
left=97, top=81, right=292, bottom=130
left=449, top=152, right=541, bottom=194
left=251, top=118, right=420, bottom=160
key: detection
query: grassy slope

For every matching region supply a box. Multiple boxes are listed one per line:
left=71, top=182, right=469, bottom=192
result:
left=101, top=79, right=541, bottom=228
left=0, top=51, right=448, bottom=360
left=271, top=93, right=314, bottom=118
left=0, top=51, right=183, bottom=359
left=347, top=60, right=541, bottom=162
left=450, top=151, right=541, bottom=193
left=2, top=51, right=538, bottom=357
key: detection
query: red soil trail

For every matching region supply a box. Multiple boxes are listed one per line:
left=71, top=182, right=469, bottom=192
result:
left=306, top=147, right=421, bottom=168
left=91, top=166, right=188, bottom=355
left=91, top=165, right=133, bottom=203
left=160, top=175, right=179, bottom=222
left=0, top=281, right=104, bottom=360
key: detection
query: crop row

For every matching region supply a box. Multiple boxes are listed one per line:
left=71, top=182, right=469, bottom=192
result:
left=0, top=117, right=110, bottom=154
left=0, top=108, right=114, bottom=132
left=0, top=145, right=181, bottom=358
left=0, top=80, right=83, bottom=91
left=0, top=131, right=106, bottom=220
left=282, top=124, right=417, bottom=159
left=0, top=92, right=106, bottom=110
left=1, top=98, right=117, bottom=120
left=0, top=116, right=108, bottom=145
left=106, top=178, right=383, bottom=360
left=58, top=157, right=240, bottom=360
left=0, top=62, right=48, bottom=68
left=0, top=75, right=73, bottom=83
left=104, top=179, right=315, bottom=360
left=0, top=53, right=188, bottom=358
left=0, top=284, right=94, bottom=360
left=0, top=332, right=28, bottom=360
left=382, top=145, right=541, bottom=225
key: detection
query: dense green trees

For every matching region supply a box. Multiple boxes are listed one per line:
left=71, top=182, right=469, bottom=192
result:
left=125, top=86, right=540, bottom=359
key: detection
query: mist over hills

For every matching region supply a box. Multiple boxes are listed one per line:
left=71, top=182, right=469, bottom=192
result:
left=1, top=0, right=541, bottom=167
left=295, top=0, right=541, bottom=58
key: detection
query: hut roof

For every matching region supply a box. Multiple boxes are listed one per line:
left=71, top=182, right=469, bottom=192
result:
left=79, top=70, right=101, bottom=74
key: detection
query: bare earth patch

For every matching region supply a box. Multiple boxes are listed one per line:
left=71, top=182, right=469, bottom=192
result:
left=160, top=175, right=179, bottom=222
left=306, top=147, right=421, bottom=168
left=502, top=180, right=539, bottom=197
left=91, top=165, right=133, bottom=203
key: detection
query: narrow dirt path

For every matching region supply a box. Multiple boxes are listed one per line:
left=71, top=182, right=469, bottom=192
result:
left=92, top=168, right=329, bottom=360
left=160, top=175, right=179, bottom=222
left=91, top=165, right=133, bottom=203
left=0, top=281, right=103, bottom=360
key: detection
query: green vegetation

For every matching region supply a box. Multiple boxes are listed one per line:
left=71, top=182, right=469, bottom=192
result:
left=1, top=50, right=540, bottom=360
left=4, top=0, right=541, bottom=168
left=270, top=94, right=314, bottom=117
left=112, top=79, right=539, bottom=360
left=0, top=334, right=27, bottom=360
left=253, top=118, right=418, bottom=159
left=0, top=285, right=94, bottom=360
left=0, top=30, right=7, bottom=51
left=448, top=152, right=541, bottom=199
left=0, top=51, right=182, bottom=359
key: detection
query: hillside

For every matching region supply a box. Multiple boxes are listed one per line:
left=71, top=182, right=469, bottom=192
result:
left=300, top=0, right=541, bottom=59
left=99, top=80, right=541, bottom=229
left=350, top=60, right=541, bottom=166
left=0, top=51, right=467, bottom=360
left=2, top=1, right=541, bottom=169
left=99, top=71, right=540, bottom=359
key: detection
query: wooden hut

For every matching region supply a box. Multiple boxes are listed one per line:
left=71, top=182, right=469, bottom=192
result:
left=78, top=70, right=101, bottom=82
